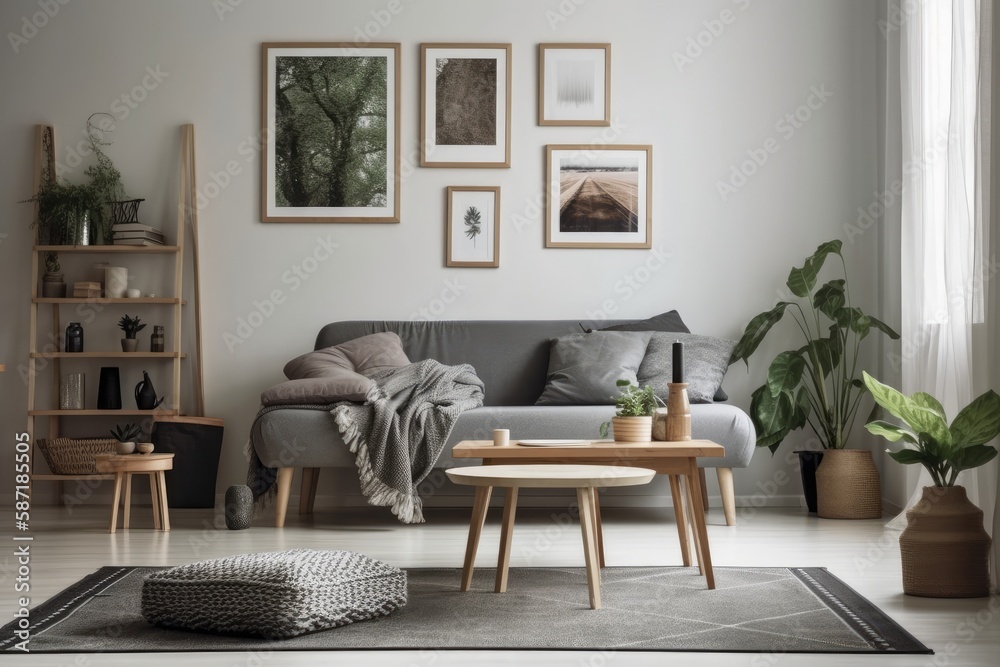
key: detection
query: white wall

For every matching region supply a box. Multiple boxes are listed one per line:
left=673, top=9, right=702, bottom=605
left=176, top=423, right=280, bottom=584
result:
left=0, top=0, right=884, bottom=508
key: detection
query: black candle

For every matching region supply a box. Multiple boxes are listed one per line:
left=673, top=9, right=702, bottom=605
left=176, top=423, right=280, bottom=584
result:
left=672, top=340, right=683, bottom=383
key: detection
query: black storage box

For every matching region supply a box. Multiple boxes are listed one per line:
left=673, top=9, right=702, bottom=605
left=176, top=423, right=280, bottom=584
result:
left=152, top=416, right=224, bottom=508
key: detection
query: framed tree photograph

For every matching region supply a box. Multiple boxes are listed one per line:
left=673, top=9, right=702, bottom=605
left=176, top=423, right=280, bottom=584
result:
left=446, top=186, right=500, bottom=267
left=261, top=42, right=400, bottom=223
left=421, top=44, right=512, bottom=168
left=538, top=44, right=610, bottom=126
left=545, top=144, right=652, bottom=249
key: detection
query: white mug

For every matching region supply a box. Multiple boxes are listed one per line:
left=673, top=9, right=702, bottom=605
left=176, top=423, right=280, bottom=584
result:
left=493, top=429, right=510, bottom=447
left=126, top=288, right=141, bottom=298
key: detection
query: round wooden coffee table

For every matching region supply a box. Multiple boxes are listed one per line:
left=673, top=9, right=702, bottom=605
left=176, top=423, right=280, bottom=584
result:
left=446, top=463, right=655, bottom=609
left=95, top=453, right=174, bottom=533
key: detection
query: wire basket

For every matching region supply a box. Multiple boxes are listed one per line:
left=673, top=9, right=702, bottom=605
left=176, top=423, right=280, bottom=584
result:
left=36, top=438, right=118, bottom=475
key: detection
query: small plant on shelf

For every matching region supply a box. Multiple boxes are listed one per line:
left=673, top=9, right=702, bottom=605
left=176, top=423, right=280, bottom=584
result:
left=118, top=314, right=146, bottom=339
left=110, top=422, right=141, bottom=455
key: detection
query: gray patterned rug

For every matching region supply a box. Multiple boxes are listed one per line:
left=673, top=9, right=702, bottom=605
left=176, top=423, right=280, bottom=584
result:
left=0, top=566, right=930, bottom=654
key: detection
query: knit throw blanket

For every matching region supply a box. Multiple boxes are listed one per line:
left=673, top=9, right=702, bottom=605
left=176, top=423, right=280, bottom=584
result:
left=246, top=360, right=484, bottom=524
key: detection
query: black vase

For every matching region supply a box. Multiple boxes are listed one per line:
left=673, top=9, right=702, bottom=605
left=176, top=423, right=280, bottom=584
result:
left=225, top=485, right=254, bottom=530
left=796, top=450, right=825, bottom=513
left=65, top=322, right=83, bottom=353
left=97, top=367, right=122, bottom=410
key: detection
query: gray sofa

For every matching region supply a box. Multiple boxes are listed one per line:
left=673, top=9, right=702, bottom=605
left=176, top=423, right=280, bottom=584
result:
left=253, top=320, right=756, bottom=527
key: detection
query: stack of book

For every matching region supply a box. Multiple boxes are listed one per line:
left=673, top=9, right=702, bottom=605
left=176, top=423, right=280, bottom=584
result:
left=112, top=223, right=166, bottom=246
left=73, top=282, right=101, bottom=298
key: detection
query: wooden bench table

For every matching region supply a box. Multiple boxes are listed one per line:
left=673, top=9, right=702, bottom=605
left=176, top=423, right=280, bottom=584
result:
left=95, top=453, right=174, bottom=533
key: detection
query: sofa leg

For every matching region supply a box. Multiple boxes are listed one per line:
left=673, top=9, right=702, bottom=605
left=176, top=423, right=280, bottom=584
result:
left=698, top=468, right=709, bottom=509
left=717, top=467, right=736, bottom=526
left=275, top=468, right=294, bottom=528
left=299, top=467, right=320, bottom=515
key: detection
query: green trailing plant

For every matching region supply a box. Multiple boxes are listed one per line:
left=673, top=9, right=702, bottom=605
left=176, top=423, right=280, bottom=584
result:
left=84, top=113, right=127, bottom=244
left=729, top=240, right=901, bottom=454
left=863, top=372, right=1000, bottom=487
left=31, top=182, right=102, bottom=245
left=110, top=422, right=142, bottom=443
left=118, top=314, right=146, bottom=339
left=599, top=379, right=662, bottom=438
left=464, top=206, right=482, bottom=247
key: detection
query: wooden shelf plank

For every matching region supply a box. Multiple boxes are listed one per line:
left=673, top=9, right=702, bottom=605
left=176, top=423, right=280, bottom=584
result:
left=32, top=474, right=116, bottom=481
left=34, top=245, right=179, bottom=254
left=33, top=297, right=184, bottom=305
left=29, top=409, right=180, bottom=417
left=31, top=352, right=186, bottom=359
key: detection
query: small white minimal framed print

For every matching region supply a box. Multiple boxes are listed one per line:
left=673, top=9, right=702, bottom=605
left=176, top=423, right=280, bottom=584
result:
left=545, top=144, right=651, bottom=249
left=538, top=43, right=610, bottom=126
left=421, top=44, right=512, bottom=168
left=446, top=186, right=500, bottom=267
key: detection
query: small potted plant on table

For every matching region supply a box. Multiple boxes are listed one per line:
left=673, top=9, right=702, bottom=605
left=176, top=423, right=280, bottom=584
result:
left=118, top=314, right=146, bottom=352
left=863, top=372, right=1000, bottom=598
left=600, top=380, right=661, bottom=443
left=111, top=422, right=141, bottom=455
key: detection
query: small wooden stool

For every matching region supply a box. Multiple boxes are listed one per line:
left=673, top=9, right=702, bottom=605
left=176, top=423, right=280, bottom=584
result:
left=445, top=464, right=655, bottom=609
left=95, top=453, right=174, bottom=533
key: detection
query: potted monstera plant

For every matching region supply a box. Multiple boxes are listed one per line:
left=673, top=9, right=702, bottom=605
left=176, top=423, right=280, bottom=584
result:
left=863, top=372, right=1000, bottom=598
left=729, top=240, right=900, bottom=517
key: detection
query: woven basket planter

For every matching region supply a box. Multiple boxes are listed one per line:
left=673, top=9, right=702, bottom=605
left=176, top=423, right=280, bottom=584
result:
left=612, top=416, right=652, bottom=443
left=37, top=438, right=118, bottom=475
left=815, top=449, right=882, bottom=519
left=900, top=486, right=991, bottom=598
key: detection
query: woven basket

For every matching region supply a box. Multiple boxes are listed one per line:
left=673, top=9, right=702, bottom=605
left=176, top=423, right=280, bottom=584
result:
left=815, top=449, right=882, bottom=519
left=36, top=438, right=118, bottom=475
left=900, top=486, right=991, bottom=598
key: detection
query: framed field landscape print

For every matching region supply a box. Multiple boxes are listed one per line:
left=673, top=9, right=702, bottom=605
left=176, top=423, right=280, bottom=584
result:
left=545, top=144, right=652, bottom=249
left=261, top=42, right=400, bottom=223
left=421, top=43, right=512, bottom=168
left=446, top=186, right=500, bottom=267
left=538, top=44, right=610, bottom=126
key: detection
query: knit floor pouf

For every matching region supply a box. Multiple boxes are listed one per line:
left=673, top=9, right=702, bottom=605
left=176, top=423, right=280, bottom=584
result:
left=141, top=549, right=407, bottom=638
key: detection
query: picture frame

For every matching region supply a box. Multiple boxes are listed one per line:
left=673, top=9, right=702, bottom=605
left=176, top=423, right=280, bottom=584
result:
left=421, top=43, right=512, bottom=168
left=545, top=144, right=652, bottom=249
left=446, top=186, right=500, bottom=267
left=261, top=42, right=401, bottom=223
left=538, top=43, right=611, bottom=126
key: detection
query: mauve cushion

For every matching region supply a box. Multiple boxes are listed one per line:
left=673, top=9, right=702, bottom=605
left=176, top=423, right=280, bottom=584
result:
left=261, top=376, right=372, bottom=405
left=284, top=332, right=410, bottom=380
left=535, top=331, right=652, bottom=405
left=636, top=332, right=736, bottom=404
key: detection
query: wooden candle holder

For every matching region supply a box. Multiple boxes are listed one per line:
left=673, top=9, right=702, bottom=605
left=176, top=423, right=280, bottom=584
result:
left=666, top=383, right=691, bottom=441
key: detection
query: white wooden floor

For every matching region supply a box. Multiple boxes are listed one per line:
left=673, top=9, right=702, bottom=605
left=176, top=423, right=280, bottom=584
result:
left=2, top=502, right=998, bottom=666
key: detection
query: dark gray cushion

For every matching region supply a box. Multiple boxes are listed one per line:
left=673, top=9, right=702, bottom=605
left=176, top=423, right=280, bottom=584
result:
left=141, top=549, right=407, bottom=639
left=598, top=310, right=690, bottom=333
left=535, top=332, right=651, bottom=405
left=261, top=376, right=372, bottom=405
left=637, top=332, right=736, bottom=404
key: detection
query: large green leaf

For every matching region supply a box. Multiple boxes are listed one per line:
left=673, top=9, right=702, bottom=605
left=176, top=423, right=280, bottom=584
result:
left=729, top=302, right=791, bottom=367
left=950, top=390, right=1000, bottom=447
left=813, top=279, right=846, bottom=319
left=865, top=420, right=916, bottom=444
left=888, top=449, right=930, bottom=465
left=787, top=241, right=843, bottom=298
left=834, top=307, right=871, bottom=338
left=805, top=338, right=840, bottom=378
left=862, top=371, right=952, bottom=445
left=750, top=384, right=795, bottom=453
left=792, top=386, right=812, bottom=430
left=911, top=393, right=946, bottom=421
left=867, top=314, right=901, bottom=340
left=767, top=351, right=806, bottom=396
left=950, top=444, right=999, bottom=472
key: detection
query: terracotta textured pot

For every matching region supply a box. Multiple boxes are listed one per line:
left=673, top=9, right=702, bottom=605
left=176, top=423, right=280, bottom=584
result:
left=612, top=416, right=652, bottom=443
left=900, top=486, right=991, bottom=598
left=816, top=449, right=882, bottom=519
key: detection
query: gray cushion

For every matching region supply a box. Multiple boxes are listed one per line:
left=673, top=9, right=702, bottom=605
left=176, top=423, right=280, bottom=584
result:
left=261, top=376, right=372, bottom=406
left=598, top=310, right=690, bottom=333
left=637, top=332, right=736, bottom=404
left=535, top=332, right=651, bottom=405
left=285, top=332, right=410, bottom=380
left=141, top=549, right=407, bottom=639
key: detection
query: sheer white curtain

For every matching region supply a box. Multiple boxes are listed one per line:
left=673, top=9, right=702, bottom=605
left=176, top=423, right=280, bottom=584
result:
left=894, top=0, right=996, bottom=587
